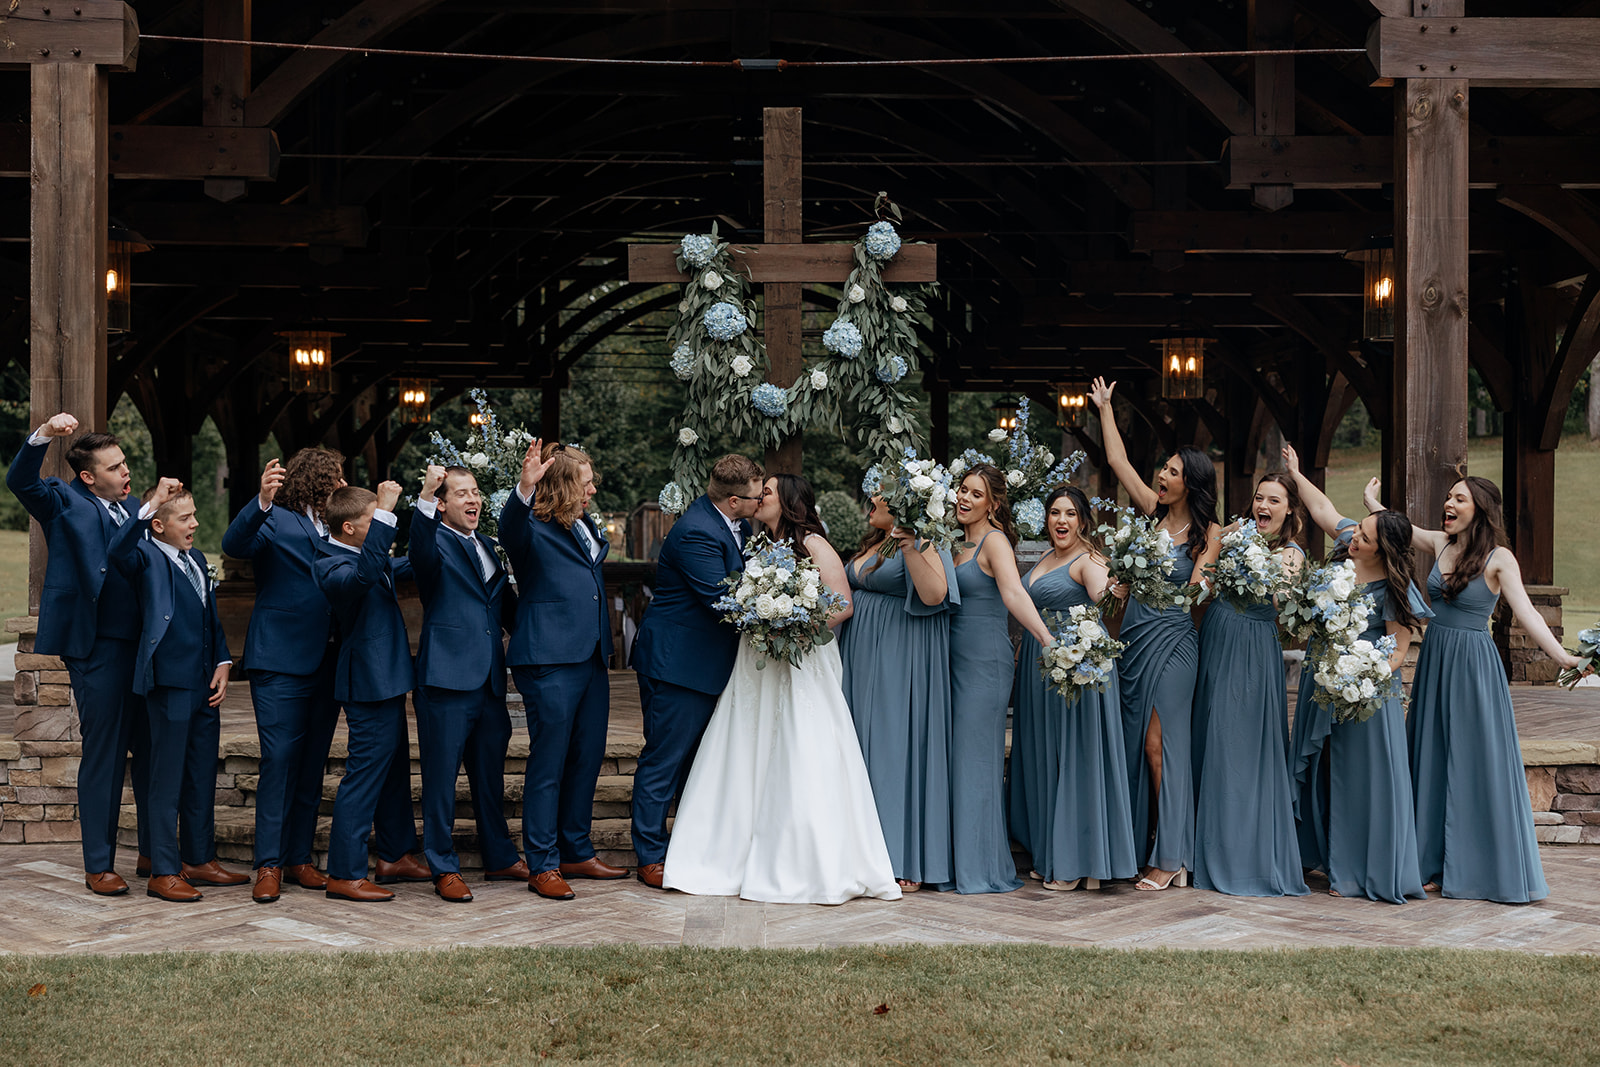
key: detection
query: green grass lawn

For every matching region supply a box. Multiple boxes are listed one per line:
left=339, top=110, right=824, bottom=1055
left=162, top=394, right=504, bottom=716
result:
left=4, top=946, right=1598, bottom=1065
left=0, top=528, right=27, bottom=644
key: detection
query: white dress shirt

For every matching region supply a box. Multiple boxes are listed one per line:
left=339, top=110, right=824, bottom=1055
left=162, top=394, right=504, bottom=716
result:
left=146, top=536, right=232, bottom=667
left=416, top=498, right=495, bottom=580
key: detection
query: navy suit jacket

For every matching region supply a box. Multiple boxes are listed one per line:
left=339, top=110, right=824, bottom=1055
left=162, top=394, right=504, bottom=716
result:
left=5, top=438, right=142, bottom=658
left=108, top=519, right=231, bottom=696
left=499, top=489, right=613, bottom=668
left=221, top=499, right=337, bottom=674
left=314, top=520, right=416, bottom=704
left=631, top=494, right=747, bottom=695
left=408, top=502, right=514, bottom=695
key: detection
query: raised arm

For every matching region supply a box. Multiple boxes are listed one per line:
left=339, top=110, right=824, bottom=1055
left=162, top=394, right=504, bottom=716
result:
left=500, top=438, right=558, bottom=566
left=1281, top=444, right=1348, bottom=540
left=981, top=535, right=1053, bottom=645
left=1090, top=377, right=1158, bottom=516
left=407, top=464, right=447, bottom=583
left=222, top=459, right=285, bottom=558
left=5, top=413, right=79, bottom=524
left=1364, top=476, right=1448, bottom=555
left=1489, top=548, right=1584, bottom=669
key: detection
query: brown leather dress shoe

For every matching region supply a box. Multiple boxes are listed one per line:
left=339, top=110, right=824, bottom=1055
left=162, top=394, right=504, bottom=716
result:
left=433, top=872, right=474, bottom=903
left=326, top=877, right=396, bottom=902
left=373, top=853, right=432, bottom=884
left=253, top=867, right=282, bottom=904
left=182, top=860, right=250, bottom=887
left=135, top=855, right=151, bottom=879
left=147, top=875, right=204, bottom=902
left=485, top=859, right=531, bottom=882
left=637, top=862, right=665, bottom=889
left=560, top=857, right=629, bottom=880
left=284, top=864, right=329, bottom=890
left=85, top=871, right=129, bottom=896
left=530, top=870, right=575, bottom=900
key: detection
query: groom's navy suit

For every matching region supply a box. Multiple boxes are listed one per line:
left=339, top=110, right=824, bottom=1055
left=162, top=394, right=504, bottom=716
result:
left=630, top=494, right=748, bottom=866
left=5, top=434, right=149, bottom=874
left=500, top=488, right=613, bottom=873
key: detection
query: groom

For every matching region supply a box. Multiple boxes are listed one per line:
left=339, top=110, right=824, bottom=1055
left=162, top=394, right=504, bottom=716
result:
left=630, top=454, right=765, bottom=888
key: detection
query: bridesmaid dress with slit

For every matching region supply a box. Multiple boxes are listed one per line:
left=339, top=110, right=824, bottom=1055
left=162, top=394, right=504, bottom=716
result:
left=1407, top=553, right=1548, bottom=903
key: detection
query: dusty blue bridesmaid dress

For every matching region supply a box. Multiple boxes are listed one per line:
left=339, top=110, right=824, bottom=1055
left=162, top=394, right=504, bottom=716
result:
left=1116, top=542, right=1198, bottom=873
left=840, top=547, right=958, bottom=886
left=1408, top=553, right=1548, bottom=903
left=1009, top=556, right=1138, bottom=883
left=936, top=529, right=1023, bottom=894
left=1288, top=518, right=1429, bottom=904
left=1191, top=545, right=1309, bottom=896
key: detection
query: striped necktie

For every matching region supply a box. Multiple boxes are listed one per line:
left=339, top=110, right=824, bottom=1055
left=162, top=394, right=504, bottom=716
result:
left=178, top=552, right=206, bottom=604
left=109, top=501, right=127, bottom=526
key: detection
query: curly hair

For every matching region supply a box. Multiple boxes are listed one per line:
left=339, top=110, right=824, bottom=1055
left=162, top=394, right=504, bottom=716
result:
left=961, top=464, right=1019, bottom=547
left=276, top=447, right=346, bottom=523
left=532, top=442, right=596, bottom=528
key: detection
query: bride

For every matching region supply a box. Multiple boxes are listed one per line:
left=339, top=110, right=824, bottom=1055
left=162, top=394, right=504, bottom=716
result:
left=662, top=473, right=902, bottom=905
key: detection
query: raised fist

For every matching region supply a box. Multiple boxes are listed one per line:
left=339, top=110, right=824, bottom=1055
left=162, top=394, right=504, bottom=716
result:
left=149, top=477, right=184, bottom=509
left=41, top=413, right=79, bottom=438
left=258, top=458, right=286, bottom=507
left=376, top=480, right=402, bottom=512
left=421, top=464, right=447, bottom=501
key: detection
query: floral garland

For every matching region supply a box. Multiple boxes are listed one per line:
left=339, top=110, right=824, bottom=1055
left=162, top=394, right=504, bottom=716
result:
left=656, top=215, right=934, bottom=514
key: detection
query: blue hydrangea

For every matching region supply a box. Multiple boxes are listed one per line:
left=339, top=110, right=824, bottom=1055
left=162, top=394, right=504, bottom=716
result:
left=658, top=482, right=688, bottom=515
left=751, top=383, right=788, bottom=417
left=861, top=464, right=884, bottom=496
left=489, top=489, right=510, bottom=517
left=863, top=220, right=902, bottom=261
left=704, top=301, right=748, bottom=341
left=680, top=233, right=716, bottom=268
left=822, top=319, right=864, bottom=358
left=669, top=343, right=696, bottom=380
left=875, top=355, right=908, bottom=384
left=1014, top=498, right=1045, bottom=538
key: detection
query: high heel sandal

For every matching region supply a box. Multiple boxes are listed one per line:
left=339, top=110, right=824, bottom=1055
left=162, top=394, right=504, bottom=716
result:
left=897, top=879, right=921, bottom=893
left=1043, top=877, right=1101, bottom=892
left=1133, top=867, right=1187, bottom=891
left=1028, top=870, right=1043, bottom=882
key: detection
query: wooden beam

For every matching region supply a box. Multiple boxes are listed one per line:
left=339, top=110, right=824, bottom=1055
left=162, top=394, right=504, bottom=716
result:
left=627, top=241, right=937, bottom=284
left=1250, top=0, right=1296, bottom=211
left=1131, top=210, right=1505, bottom=254
left=86, top=203, right=366, bottom=246
left=1368, top=18, right=1600, bottom=88
left=1022, top=296, right=1303, bottom=329
left=0, top=1, right=138, bottom=71
left=763, top=107, right=804, bottom=477
left=201, top=0, right=251, bottom=202
left=1226, top=135, right=1600, bottom=190
left=0, top=124, right=278, bottom=180
left=1061, top=259, right=1358, bottom=296
left=1497, top=186, right=1600, bottom=273
left=135, top=252, right=430, bottom=290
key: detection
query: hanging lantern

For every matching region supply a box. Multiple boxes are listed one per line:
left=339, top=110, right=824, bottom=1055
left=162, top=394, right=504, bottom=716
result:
left=277, top=330, right=339, bottom=394
left=993, top=398, right=1019, bottom=432
left=468, top=411, right=488, bottom=427
left=398, top=378, right=433, bottom=424
left=106, top=225, right=151, bottom=334
left=1344, top=234, right=1396, bottom=341
left=1054, top=380, right=1089, bottom=429
left=1155, top=336, right=1210, bottom=401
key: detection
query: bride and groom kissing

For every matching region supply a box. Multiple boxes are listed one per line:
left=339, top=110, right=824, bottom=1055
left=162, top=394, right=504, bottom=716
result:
left=631, top=453, right=902, bottom=905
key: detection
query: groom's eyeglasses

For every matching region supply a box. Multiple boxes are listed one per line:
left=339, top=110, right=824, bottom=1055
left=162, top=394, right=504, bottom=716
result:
left=729, top=492, right=764, bottom=502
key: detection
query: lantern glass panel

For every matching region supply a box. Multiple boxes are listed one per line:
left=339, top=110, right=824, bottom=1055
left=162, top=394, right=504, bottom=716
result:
left=1055, top=381, right=1089, bottom=429
left=1363, top=246, right=1396, bottom=340
left=993, top=399, right=1019, bottom=431
left=106, top=241, right=134, bottom=334
left=1157, top=337, right=1207, bottom=401
left=398, top=378, right=432, bottom=424
left=280, top=331, right=336, bottom=394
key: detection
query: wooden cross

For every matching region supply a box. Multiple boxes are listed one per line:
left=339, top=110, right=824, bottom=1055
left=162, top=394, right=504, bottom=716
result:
left=627, top=107, right=938, bottom=474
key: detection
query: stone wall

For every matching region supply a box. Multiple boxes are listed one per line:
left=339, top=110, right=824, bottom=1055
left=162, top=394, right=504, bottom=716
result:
left=1, top=616, right=84, bottom=843
left=1527, top=752, right=1600, bottom=844
left=1495, top=584, right=1566, bottom=685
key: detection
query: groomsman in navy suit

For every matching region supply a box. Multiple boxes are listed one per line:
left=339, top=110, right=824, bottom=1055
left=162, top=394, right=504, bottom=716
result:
left=630, top=454, right=764, bottom=888
left=500, top=440, right=628, bottom=901
left=411, top=464, right=525, bottom=902
left=314, top=482, right=430, bottom=902
left=109, top=478, right=245, bottom=901
left=6, top=412, right=151, bottom=894
left=222, top=451, right=347, bottom=902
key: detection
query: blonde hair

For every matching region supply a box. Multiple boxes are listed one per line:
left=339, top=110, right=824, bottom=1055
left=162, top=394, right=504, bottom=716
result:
left=532, top=443, right=596, bottom=528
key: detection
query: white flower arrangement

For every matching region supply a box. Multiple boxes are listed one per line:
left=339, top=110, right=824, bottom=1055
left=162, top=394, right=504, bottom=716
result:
left=1205, top=518, right=1286, bottom=609
left=1312, top=634, right=1400, bottom=724
left=963, top=397, right=1086, bottom=538
left=426, top=388, right=533, bottom=539
left=848, top=284, right=867, bottom=303
left=713, top=534, right=847, bottom=668
left=1560, top=621, right=1600, bottom=688
left=869, top=448, right=963, bottom=557
left=1093, top=502, right=1202, bottom=616
left=1277, top=558, right=1373, bottom=650
left=1038, top=605, right=1126, bottom=702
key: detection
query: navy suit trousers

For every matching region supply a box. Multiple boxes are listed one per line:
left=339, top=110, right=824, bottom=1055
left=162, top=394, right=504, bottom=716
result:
left=414, top=683, right=519, bottom=874
left=250, top=650, right=341, bottom=868
left=513, top=650, right=609, bottom=872
left=630, top=673, right=720, bottom=866
left=62, top=638, right=150, bottom=873
left=326, top=696, right=419, bottom=880
left=145, top=685, right=219, bottom=877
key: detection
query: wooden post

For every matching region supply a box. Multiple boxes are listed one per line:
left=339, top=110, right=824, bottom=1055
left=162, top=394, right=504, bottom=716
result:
left=762, top=107, right=803, bottom=476
left=29, top=64, right=110, bottom=614
left=1250, top=0, right=1295, bottom=211
left=201, top=0, right=251, bottom=203
left=1392, top=0, right=1469, bottom=583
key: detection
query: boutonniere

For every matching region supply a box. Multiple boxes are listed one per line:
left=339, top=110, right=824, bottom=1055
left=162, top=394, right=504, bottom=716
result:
left=588, top=511, right=607, bottom=543
left=205, top=561, right=221, bottom=589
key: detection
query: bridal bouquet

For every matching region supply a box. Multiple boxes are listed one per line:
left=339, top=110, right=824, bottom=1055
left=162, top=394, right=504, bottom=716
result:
left=1277, top=558, right=1372, bottom=650
left=1093, top=503, right=1201, bottom=616
left=1312, top=634, right=1401, bottom=723
left=1205, top=519, right=1284, bottom=610
left=1038, top=605, right=1125, bottom=703
left=713, top=534, right=846, bottom=669
left=1559, top=620, right=1600, bottom=688
left=866, top=449, right=963, bottom=558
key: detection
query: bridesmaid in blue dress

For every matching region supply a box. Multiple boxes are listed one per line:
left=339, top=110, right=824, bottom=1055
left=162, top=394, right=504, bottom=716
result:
left=839, top=494, right=957, bottom=893
left=1364, top=473, right=1580, bottom=903
left=1283, top=445, right=1428, bottom=904
left=1191, top=473, right=1309, bottom=897
left=1010, top=485, right=1139, bottom=891
left=938, top=464, right=1055, bottom=895
left=1090, top=377, right=1221, bottom=891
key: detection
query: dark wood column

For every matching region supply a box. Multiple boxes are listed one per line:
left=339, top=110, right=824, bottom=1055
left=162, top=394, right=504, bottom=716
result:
left=762, top=107, right=804, bottom=476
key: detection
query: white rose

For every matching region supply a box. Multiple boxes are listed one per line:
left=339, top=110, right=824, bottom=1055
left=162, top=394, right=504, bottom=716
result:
left=988, top=428, right=1007, bottom=442
left=1005, top=469, right=1025, bottom=487
left=703, top=270, right=723, bottom=290
left=1065, top=645, right=1085, bottom=664
left=1342, top=685, right=1361, bottom=704
left=737, top=582, right=755, bottom=600
left=889, top=295, right=908, bottom=313
left=1043, top=452, right=1054, bottom=466
left=909, top=474, right=935, bottom=493
left=505, top=433, right=519, bottom=447
left=1050, top=667, right=1068, bottom=683
left=773, top=568, right=792, bottom=585
left=927, top=499, right=946, bottom=521
left=848, top=284, right=866, bottom=303
left=948, top=458, right=966, bottom=475
left=730, top=355, right=753, bottom=377
left=754, top=593, right=780, bottom=619
left=468, top=452, right=488, bottom=468
left=810, top=369, right=828, bottom=390
left=887, top=416, right=904, bottom=434
left=678, top=427, right=698, bottom=446
left=1077, top=619, right=1103, bottom=642
left=678, top=300, right=690, bottom=313
left=773, top=593, right=795, bottom=617
left=746, top=563, right=765, bottom=579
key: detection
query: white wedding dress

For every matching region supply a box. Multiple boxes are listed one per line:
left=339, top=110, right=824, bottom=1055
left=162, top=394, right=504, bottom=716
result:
left=662, top=631, right=902, bottom=906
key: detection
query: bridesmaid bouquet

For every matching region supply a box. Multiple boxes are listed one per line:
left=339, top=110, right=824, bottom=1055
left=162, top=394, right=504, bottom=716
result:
left=713, top=534, right=847, bottom=669
left=1205, top=519, right=1284, bottom=609
left=1312, top=634, right=1401, bottom=723
left=1277, top=558, right=1373, bottom=650
left=867, top=449, right=964, bottom=558
left=1558, top=621, right=1600, bottom=688
left=1038, top=605, right=1125, bottom=702
left=1092, top=503, right=1202, bottom=616
left=949, top=397, right=1086, bottom=539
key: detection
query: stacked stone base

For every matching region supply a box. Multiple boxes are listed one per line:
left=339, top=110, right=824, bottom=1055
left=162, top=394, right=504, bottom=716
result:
left=1526, top=748, right=1600, bottom=844
left=1495, top=584, right=1567, bottom=685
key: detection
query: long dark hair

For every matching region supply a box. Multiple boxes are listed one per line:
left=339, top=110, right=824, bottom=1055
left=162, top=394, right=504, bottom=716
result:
left=1044, top=484, right=1103, bottom=557
left=962, top=464, right=1019, bottom=547
left=767, top=473, right=827, bottom=559
left=1254, top=472, right=1305, bottom=553
left=1154, top=445, right=1217, bottom=560
left=1442, top=475, right=1507, bottom=601
left=1332, top=510, right=1421, bottom=632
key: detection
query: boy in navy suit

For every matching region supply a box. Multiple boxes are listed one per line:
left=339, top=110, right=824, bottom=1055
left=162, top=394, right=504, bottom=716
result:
left=410, top=464, right=524, bottom=902
left=5, top=412, right=151, bottom=895
left=314, top=482, right=430, bottom=901
left=109, top=478, right=243, bottom=902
